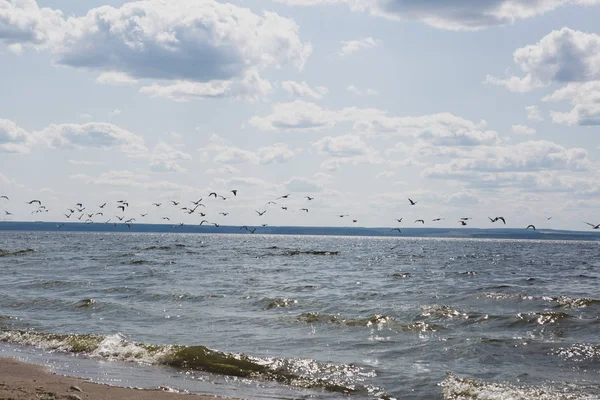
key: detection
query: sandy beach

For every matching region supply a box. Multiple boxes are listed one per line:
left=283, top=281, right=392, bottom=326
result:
left=0, top=357, right=233, bottom=400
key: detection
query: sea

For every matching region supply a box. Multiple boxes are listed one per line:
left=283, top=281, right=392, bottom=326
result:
left=1, top=228, right=600, bottom=399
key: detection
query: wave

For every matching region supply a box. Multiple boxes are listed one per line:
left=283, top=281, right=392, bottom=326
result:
left=0, top=330, right=386, bottom=396
left=296, top=313, right=440, bottom=332
left=482, top=292, right=599, bottom=309
left=0, top=248, right=34, bottom=257
left=555, top=344, right=600, bottom=362
left=441, top=373, right=598, bottom=400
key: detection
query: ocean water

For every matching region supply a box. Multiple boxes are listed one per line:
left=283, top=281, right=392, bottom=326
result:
left=1, top=231, right=600, bottom=399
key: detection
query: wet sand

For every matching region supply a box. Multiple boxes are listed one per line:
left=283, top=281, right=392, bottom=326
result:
left=0, top=357, right=234, bottom=400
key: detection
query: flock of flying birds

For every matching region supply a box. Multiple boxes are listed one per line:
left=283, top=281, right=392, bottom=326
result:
left=0, top=193, right=595, bottom=233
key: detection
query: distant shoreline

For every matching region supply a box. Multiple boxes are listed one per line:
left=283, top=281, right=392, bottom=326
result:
left=0, top=221, right=599, bottom=241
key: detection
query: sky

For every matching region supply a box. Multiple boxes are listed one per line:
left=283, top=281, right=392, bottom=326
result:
left=1, top=0, right=600, bottom=230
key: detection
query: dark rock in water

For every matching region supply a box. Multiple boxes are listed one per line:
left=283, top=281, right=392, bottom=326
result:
left=392, top=272, right=411, bottom=279
left=0, top=248, right=34, bottom=257
left=75, top=299, right=96, bottom=309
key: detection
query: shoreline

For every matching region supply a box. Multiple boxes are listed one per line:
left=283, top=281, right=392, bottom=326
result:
left=0, top=357, right=235, bottom=400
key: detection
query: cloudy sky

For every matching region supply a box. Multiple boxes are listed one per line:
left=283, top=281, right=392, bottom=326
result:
left=1, top=0, right=600, bottom=229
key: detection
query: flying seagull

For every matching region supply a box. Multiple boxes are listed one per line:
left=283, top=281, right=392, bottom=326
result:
left=219, top=212, right=229, bottom=216
left=153, top=203, right=162, bottom=207
left=140, top=213, right=148, bottom=217
left=391, top=228, right=402, bottom=233
left=459, top=221, right=467, bottom=226
left=218, top=195, right=228, bottom=200
left=496, top=217, right=506, bottom=225
left=432, top=218, right=444, bottom=222
left=277, top=194, right=290, bottom=199
left=5, top=211, right=12, bottom=216
left=352, top=220, right=357, bottom=223
left=209, top=192, right=217, bottom=198
left=584, top=222, right=600, bottom=230
left=305, top=196, right=314, bottom=200
left=200, top=220, right=209, bottom=225
left=281, top=207, right=288, bottom=210
left=408, top=198, right=417, bottom=206
left=162, top=217, right=170, bottom=221
left=268, top=201, right=277, bottom=205
left=396, top=218, right=403, bottom=223
left=526, top=225, right=536, bottom=230
left=256, top=210, right=267, bottom=216
left=231, top=190, right=237, bottom=196
left=0, top=196, right=8, bottom=200
left=99, top=203, right=106, bottom=208
left=117, top=205, right=125, bottom=212
left=300, top=208, right=309, bottom=212
left=116, top=216, right=124, bottom=221
left=171, top=201, right=180, bottom=206
left=191, top=199, right=203, bottom=206
left=27, top=200, right=42, bottom=205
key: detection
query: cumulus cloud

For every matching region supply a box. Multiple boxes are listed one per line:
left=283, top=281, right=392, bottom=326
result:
left=0, top=118, right=36, bottom=153
left=274, top=0, right=600, bottom=31
left=526, top=105, right=544, bottom=121
left=485, top=28, right=600, bottom=92
left=285, top=177, right=323, bottom=192
left=1, top=0, right=312, bottom=101
left=281, top=81, right=328, bottom=99
left=543, top=82, right=600, bottom=125
left=70, top=170, right=195, bottom=191
left=346, top=85, right=378, bottom=96
left=312, top=134, right=382, bottom=170
left=199, top=134, right=299, bottom=165
left=140, top=70, right=273, bottom=102
left=36, top=122, right=147, bottom=154
left=150, top=141, right=192, bottom=172
left=512, top=124, right=537, bottom=135
left=250, top=101, right=498, bottom=146
left=338, top=37, right=380, bottom=56
left=214, top=176, right=271, bottom=187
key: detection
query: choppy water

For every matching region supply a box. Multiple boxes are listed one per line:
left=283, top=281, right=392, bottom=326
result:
left=1, top=231, right=600, bottom=399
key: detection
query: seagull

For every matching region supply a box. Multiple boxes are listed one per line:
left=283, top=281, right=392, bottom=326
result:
left=415, top=219, right=425, bottom=224
left=5, top=211, right=11, bottom=216
left=526, top=225, right=536, bottom=230
left=262, top=224, right=268, bottom=227
left=256, top=210, right=267, bottom=216
left=0, top=196, right=8, bottom=200
left=191, top=199, right=203, bottom=206
left=76, top=203, right=83, bottom=208
left=584, top=222, right=600, bottom=230
left=57, top=224, right=64, bottom=228
left=248, top=228, right=256, bottom=234
left=27, top=200, right=42, bottom=205
left=153, top=203, right=162, bottom=207
left=396, top=218, right=403, bottom=223
left=305, top=196, right=314, bottom=200
left=496, top=217, right=506, bottom=225
left=117, top=205, right=125, bottom=212
left=488, top=217, right=496, bottom=222
left=125, top=218, right=136, bottom=223
left=125, top=224, right=131, bottom=229
left=300, top=208, right=309, bottom=212
left=267, top=201, right=277, bottom=205
left=339, top=214, right=349, bottom=218
left=460, top=218, right=472, bottom=221
left=87, top=213, right=94, bottom=218
left=240, top=226, right=248, bottom=230
left=219, top=212, right=229, bottom=216
left=117, top=200, right=127, bottom=203
left=432, top=218, right=444, bottom=222
left=408, top=198, right=417, bottom=206
left=140, top=213, right=148, bottom=217
left=277, top=194, right=290, bottom=199
left=459, top=221, right=467, bottom=226
left=95, top=213, right=104, bottom=217
left=218, top=195, right=228, bottom=200
left=67, top=209, right=75, bottom=213
left=171, top=201, right=180, bottom=206
left=352, top=220, right=357, bottom=223
left=199, top=212, right=206, bottom=217
left=116, top=216, right=125, bottom=221
left=200, top=220, right=209, bottom=225
left=213, top=223, right=220, bottom=227
left=547, top=217, right=553, bottom=220
left=391, top=228, right=402, bottom=233
left=162, top=217, right=170, bottom=221
left=209, top=192, right=217, bottom=198
left=76, top=207, right=85, bottom=212
left=231, top=190, right=237, bottom=196
left=281, top=207, right=288, bottom=210
left=78, top=214, right=84, bottom=220
left=99, top=203, right=106, bottom=208
left=64, top=213, right=72, bottom=219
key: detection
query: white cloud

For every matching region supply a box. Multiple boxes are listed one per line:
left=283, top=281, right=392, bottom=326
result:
left=486, top=27, right=600, bottom=92
left=281, top=81, right=328, bottom=100
left=512, top=124, right=537, bottom=135
left=110, top=109, right=122, bottom=117
left=285, top=177, right=323, bottom=192
left=199, top=135, right=299, bottom=165
left=149, top=141, right=192, bottom=172
left=338, top=37, right=380, bottom=56
left=376, top=170, right=396, bottom=178
left=214, top=176, right=271, bottom=187
left=36, top=122, right=147, bottom=154
left=205, top=165, right=240, bottom=175
left=0, top=0, right=65, bottom=47
left=249, top=100, right=340, bottom=131
left=70, top=170, right=196, bottom=192
left=68, top=159, right=103, bottom=166
left=140, top=70, right=273, bottom=102
left=346, top=85, right=378, bottom=96
left=526, top=105, right=544, bottom=121
left=543, top=82, right=600, bottom=126
left=312, top=134, right=382, bottom=170
left=0, top=118, right=36, bottom=153
left=79, top=113, right=92, bottom=120
left=274, top=0, right=600, bottom=31
left=96, top=72, right=139, bottom=86
left=1, top=0, right=312, bottom=102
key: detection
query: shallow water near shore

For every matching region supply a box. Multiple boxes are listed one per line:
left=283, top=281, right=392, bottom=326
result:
left=1, top=231, right=600, bottom=399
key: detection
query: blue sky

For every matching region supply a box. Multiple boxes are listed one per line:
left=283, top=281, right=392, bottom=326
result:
left=1, top=0, right=600, bottom=229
